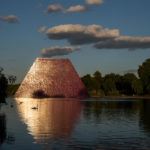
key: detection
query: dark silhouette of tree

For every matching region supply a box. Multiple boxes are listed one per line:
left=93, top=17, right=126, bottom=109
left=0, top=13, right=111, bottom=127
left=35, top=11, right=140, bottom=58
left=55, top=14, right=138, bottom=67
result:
left=122, top=73, right=143, bottom=95
left=81, top=74, right=94, bottom=91
left=93, top=71, right=102, bottom=83
left=8, top=75, right=16, bottom=85
left=102, top=73, right=119, bottom=95
left=138, top=58, right=150, bottom=94
left=93, top=71, right=102, bottom=94
left=0, top=68, right=8, bottom=103
left=131, top=79, right=143, bottom=95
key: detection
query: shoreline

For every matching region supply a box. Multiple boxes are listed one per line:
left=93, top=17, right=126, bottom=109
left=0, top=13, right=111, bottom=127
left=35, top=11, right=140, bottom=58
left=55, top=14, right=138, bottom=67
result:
left=91, top=95, right=150, bottom=100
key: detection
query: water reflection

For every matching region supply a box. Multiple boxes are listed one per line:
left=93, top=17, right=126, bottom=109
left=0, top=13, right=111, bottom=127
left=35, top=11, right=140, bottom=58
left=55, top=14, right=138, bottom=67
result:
left=1, top=98, right=150, bottom=149
left=0, top=114, right=6, bottom=145
left=0, top=96, right=6, bottom=104
left=140, top=100, right=150, bottom=135
left=83, top=100, right=141, bottom=121
left=15, top=98, right=82, bottom=143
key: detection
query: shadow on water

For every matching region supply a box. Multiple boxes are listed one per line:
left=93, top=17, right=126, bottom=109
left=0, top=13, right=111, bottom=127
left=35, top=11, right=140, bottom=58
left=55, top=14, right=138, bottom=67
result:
left=0, top=114, right=6, bottom=146
left=139, top=100, right=150, bottom=135
left=15, top=98, right=82, bottom=143
left=0, top=96, right=6, bottom=104
left=0, top=97, right=16, bottom=146
left=0, top=96, right=7, bottom=146
left=82, top=100, right=141, bottom=120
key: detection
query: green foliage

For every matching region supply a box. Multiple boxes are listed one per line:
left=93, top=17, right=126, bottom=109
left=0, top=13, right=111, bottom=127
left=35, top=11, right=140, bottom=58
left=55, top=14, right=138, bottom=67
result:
left=122, top=73, right=141, bottom=95
left=132, top=79, right=143, bottom=95
left=93, top=71, right=102, bottom=94
left=102, top=74, right=118, bottom=95
left=81, top=58, right=150, bottom=97
left=81, top=74, right=94, bottom=91
left=81, top=71, right=103, bottom=96
left=138, top=58, right=150, bottom=94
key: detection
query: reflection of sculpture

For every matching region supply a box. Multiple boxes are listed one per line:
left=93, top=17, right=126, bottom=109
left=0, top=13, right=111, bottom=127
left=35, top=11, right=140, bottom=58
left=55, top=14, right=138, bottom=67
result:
left=15, top=58, right=88, bottom=98
left=15, top=98, right=82, bottom=143
left=0, top=114, right=6, bottom=145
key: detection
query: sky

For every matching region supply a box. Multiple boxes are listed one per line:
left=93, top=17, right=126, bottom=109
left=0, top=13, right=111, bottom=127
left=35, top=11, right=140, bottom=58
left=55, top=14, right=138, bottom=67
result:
left=0, top=0, right=150, bottom=83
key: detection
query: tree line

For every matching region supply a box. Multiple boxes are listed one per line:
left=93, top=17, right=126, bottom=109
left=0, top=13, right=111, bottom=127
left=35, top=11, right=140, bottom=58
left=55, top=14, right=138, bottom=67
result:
left=81, top=58, right=150, bottom=97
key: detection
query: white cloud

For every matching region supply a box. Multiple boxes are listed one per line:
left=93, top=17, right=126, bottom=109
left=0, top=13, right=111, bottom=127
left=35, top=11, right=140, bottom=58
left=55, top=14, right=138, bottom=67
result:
left=94, top=36, right=150, bottom=50
left=44, top=24, right=150, bottom=50
left=0, top=15, right=19, bottom=23
left=86, top=0, right=103, bottom=5
left=47, top=3, right=64, bottom=13
left=41, top=46, right=79, bottom=57
left=66, top=5, right=87, bottom=13
left=46, top=24, right=119, bottom=45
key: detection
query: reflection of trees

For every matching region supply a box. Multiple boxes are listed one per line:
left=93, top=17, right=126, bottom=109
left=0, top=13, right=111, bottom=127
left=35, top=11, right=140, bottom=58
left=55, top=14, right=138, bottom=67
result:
left=83, top=100, right=140, bottom=121
left=0, top=114, right=6, bottom=145
left=83, top=101, right=102, bottom=120
left=139, top=100, right=150, bottom=134
left=15, top=98, right=82, bottom=143
left=0, top=96, right=6, bottom=104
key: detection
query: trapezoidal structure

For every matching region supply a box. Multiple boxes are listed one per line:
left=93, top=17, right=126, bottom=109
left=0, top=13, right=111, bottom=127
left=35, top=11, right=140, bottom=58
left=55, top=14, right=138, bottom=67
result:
left=15, top=58, right=88, bottom=99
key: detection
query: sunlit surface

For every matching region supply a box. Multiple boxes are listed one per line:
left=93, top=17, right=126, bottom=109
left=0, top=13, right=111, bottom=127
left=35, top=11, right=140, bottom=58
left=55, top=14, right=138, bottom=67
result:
left=0, top=98, right=150, bottom=150
left=15, top=98, right=82, bottom=142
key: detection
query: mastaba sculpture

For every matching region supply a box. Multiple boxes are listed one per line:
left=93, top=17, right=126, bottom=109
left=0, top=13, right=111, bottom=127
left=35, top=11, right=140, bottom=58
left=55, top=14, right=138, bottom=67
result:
left=15, top=58, right=88, bottom=98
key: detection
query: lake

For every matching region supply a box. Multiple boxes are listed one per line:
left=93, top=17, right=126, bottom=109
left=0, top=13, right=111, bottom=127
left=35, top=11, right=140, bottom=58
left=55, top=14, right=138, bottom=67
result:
left=0, top=98, right=150, bottom=150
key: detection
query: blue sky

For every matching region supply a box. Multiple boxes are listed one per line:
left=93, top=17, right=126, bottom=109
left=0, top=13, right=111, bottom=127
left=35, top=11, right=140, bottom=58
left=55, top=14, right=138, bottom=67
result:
left=0, top=0, right=150, bottom=82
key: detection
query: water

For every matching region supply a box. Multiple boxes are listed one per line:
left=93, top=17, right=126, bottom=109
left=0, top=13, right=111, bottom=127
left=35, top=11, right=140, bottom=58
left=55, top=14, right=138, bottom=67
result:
left=0, top=97, right=150, bottom=150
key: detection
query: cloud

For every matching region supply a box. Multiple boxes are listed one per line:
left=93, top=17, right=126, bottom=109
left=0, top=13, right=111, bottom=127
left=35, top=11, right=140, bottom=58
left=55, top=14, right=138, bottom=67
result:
left=86, top=0, right=103, bottom=5
left=38, top=26, right=47, bottom=33
left=46, top=24, right=119, bottom=45
left=0, top=15, right=19, bottom=23
left=41, top=46, right=80, bottom=57
left=47, top=3, right=64, bottom=13
left=66, top=5, right=87, bottom=13
left=94, top=36, right=150, bottom=50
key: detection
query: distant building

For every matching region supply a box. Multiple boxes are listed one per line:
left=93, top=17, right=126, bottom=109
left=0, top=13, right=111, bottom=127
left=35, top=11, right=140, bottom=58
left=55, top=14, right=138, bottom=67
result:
left=15, top=58, right=88, bottom=99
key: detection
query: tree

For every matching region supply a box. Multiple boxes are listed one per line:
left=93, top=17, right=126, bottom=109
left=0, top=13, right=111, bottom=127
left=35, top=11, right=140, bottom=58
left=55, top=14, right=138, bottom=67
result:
left=122, top=73, right=143, bottom=95
left=132, top=79, right=143, bottom=95
left=81, top=74, right=94, bottom=91
left=0, top=68, right=8, bottom=103
left=93, top=71, right=102, bottom=94
left=8, top=75, right=16, bottom=85
left=138, top=58, right=150, bottom=94
left=102, top=73, right=119, bottom=95
left=93, top=71, right=102, bottom=83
